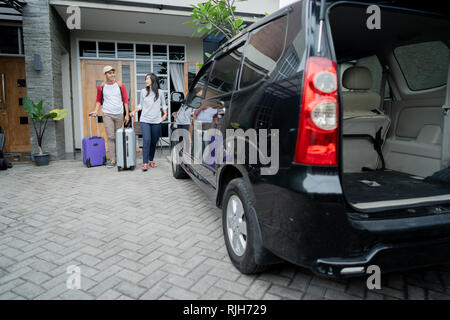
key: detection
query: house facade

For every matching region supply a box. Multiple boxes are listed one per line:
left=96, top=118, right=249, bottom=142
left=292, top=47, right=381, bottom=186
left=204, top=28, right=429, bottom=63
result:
left=0, top=0, right=280, bottom=159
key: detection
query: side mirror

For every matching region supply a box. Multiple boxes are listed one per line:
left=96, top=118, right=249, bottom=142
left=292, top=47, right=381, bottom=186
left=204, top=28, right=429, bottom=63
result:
left=171, top=91, right=185, bottom=103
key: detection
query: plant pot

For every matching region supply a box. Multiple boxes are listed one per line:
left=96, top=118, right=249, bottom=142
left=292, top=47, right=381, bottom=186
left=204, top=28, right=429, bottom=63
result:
left=33, top=153, right=50, bottom=166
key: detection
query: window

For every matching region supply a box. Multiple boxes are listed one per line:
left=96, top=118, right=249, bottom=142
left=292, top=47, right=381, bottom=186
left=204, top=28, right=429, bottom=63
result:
left=186, top=63, right=212, bottom=108
left=207, top=45, right=243, bottom=96
left=117, top=43, right=133, bottom=59
left=153, top=61, right=167, bottom=75
left=240, top=16, right=288, bottom=88
left=0, top=26, right=21, bottom=54
left=153, top=45, right=167, bottom=60
left=136, top=61, right=151, bottom=74
left=169, top=45, right=185, bottom=61
left=394, top=41, right=449, bottom=91
left=79, top=41, right=96, bottom=57
left=98, top=42, right=115, bottom=58
left=136, top=44, right=151, bottom=58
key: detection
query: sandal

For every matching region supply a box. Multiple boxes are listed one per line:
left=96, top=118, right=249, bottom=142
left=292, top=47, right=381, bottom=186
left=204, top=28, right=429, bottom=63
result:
left=141, top=163, right=148, bottom=171
left=149, top=161, right=157, bottom=168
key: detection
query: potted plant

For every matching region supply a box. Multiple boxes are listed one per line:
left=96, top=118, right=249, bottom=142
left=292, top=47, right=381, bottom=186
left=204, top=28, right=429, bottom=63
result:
left=22, top=96, right=68, bottom=166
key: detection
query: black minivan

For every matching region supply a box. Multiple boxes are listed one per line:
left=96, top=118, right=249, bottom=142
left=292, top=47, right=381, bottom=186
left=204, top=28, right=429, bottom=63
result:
left=170, top=0, right=450, bottom=277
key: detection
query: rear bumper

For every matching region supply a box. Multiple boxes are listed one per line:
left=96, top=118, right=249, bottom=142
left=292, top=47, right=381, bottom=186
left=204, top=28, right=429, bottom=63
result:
left=254, top=166, right=450, bottom=277
left=314, top=237, right=450, bottom=277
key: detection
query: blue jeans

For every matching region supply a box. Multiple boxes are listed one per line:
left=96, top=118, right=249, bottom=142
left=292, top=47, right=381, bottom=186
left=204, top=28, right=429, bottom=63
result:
left=141, top=122, right=161, bottom=164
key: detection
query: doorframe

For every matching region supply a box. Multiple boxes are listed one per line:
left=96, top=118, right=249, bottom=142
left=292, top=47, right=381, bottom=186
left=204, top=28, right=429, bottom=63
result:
left=61, top=49, right=74, bottom=153
left=76, top=38, right=187, bottom=145
left=0, top=56, right=30, bottom=153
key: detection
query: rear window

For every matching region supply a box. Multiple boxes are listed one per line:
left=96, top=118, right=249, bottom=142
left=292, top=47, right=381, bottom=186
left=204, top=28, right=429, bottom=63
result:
left=239, top=15, right=288, bottom=89
left=394, top=41, right=449, bottom=91
left=207, top=45, right=243, bottom=96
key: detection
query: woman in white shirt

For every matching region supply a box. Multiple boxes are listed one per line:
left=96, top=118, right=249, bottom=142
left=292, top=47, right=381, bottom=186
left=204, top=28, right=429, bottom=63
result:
left=131, top=73, right=168, bottom=171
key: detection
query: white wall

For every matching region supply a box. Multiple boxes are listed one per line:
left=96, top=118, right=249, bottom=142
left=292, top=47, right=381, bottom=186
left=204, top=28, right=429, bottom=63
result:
left=70, top=30, right=203, bottom=149
left=61, top=51, right=74, bottom=153
left=120, top=0, right=280, bottom=15
left=279, top=0, right=298, bottom=8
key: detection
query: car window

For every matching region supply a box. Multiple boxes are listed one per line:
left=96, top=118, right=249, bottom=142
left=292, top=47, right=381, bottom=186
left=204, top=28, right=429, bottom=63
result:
left=239, top=15, right=288, bottom=89
left=206, top=45, right=244, bottom=98
left=394, top=41, right=449, bottom=91
left=186, top=63, right=212, bottom=108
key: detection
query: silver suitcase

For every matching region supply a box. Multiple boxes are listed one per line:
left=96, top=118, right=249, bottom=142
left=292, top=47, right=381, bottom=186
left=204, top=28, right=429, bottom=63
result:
left=116, top=119, right=136, bottom=171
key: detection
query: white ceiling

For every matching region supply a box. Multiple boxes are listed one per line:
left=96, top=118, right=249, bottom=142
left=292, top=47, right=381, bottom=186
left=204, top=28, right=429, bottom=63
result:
left=53, top=5, right=202, bottom=37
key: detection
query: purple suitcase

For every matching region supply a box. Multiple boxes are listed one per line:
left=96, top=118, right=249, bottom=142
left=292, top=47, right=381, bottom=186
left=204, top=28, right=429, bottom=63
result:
left=82, top=116, right=107, bottom=167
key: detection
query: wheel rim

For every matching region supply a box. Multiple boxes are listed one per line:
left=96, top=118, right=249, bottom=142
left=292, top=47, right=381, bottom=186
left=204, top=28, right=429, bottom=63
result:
left=226, top=195, right=247, bottom=257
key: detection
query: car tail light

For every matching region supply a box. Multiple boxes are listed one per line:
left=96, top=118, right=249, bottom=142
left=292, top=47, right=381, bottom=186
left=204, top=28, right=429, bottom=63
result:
left=294, top=56, right=338, bottom=166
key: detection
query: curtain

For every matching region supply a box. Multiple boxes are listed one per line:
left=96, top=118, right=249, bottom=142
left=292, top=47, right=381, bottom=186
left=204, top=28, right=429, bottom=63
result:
left=170, top=63, right=185, bottom=94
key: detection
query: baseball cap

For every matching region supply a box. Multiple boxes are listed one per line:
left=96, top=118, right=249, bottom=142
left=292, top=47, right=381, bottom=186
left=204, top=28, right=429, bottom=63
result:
left=103, top=66, right=115, bottom=74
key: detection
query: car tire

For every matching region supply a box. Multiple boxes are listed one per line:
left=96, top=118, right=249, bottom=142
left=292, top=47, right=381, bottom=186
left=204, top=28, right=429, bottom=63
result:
left=171, top=142, right=189, bottom=179
left=222, top=178, right=269, bottom=274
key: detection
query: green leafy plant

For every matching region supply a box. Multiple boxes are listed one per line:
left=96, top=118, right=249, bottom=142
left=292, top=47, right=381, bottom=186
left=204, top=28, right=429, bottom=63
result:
left=22, top=96, right=68, bottom=155
left=185, top=0, right=247, bottom=40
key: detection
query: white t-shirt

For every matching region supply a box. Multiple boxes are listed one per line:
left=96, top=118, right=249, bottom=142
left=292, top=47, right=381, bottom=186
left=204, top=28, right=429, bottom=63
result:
left=196, top=107, right=218, bottom=123
left=102, top=82, right=124, bottom=115
left=138, top=89, right=167, bottom=124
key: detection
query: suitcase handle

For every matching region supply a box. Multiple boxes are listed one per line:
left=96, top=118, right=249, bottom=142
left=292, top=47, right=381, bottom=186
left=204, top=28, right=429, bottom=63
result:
left=124, top=113, right=134, bottom=129
left=89, top=115, right=100, bottom=138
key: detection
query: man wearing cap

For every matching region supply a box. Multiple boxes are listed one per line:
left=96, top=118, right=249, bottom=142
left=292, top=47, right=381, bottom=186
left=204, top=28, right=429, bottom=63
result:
left=89, top=66, right=130, bottom=168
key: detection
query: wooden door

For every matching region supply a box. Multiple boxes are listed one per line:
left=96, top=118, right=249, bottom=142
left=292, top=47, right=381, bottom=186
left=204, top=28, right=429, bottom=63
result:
left=80, top=60, right=134, bottom=154
left=0, top=57, right=30, bottom=153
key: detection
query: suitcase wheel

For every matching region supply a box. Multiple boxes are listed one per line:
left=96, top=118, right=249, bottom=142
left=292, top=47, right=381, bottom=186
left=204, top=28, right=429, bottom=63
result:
left=117, top=166, right=122, bottom=172
left=103, top=156, right=107, bottom=165
left=130, top=166, right=135, bottom=171
left=86, top=158, right=91, bottom=168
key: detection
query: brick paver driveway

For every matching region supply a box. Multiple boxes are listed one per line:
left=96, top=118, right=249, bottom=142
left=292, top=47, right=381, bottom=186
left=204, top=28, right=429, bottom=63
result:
left=1, top=154, right=450, bottom=300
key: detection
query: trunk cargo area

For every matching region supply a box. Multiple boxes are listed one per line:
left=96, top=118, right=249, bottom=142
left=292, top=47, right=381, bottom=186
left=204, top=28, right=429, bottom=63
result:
left=343, top=170, right=450, bottom=210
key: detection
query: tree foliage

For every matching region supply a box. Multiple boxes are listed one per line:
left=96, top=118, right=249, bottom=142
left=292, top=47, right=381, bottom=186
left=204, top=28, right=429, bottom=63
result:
left=185, top=0, right=247, bottom=40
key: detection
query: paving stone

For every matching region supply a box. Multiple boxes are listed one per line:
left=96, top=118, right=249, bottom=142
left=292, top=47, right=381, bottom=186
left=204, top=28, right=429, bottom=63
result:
left=165, top=286, right=200, bottom=300
left=325, top=289, right=360, bottom=300
left=89, top=277, right=122, bottom=297
left=140, top=281, right=172, bottom=300
left=191, top=275, right=219, bottom=295
left=221, top=292, right=246, bottom=300
left=59, top=289, right=95, bottom=300
left=116, top=269, right=145, bottom=284
left=262, top=292, right=282, bottom=300
left=365, top=291, right=384, bottom=300
left=2, top=159, right=450, bottom=301
left=115, top=281, right=146, bottom=299
left=12, top=282, right=45, bottom=299
left=200, top=286, right=225, bottom=300
left=0, top=291, right=19, bottom=300
left=267, top=285, right=303, bottom=300
left=406, top=285, right=426, bottom=300
left=96, top=289, right=122, bottom=300
left=21, top=270, right=52, bottom=285
left=0, top=279, right=26, bottom=296
left=428, top=290, right=450, bottom=300
left=244, top=280, right=271, bottom=300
